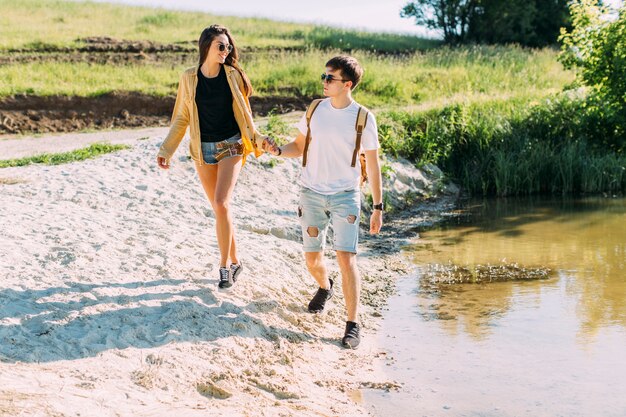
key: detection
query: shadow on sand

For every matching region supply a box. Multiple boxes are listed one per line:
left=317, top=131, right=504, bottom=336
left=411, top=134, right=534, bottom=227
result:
left=0, top=278, right=313, bottom=363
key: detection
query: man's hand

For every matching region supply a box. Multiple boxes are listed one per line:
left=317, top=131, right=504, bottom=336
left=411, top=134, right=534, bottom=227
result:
left=157, top=156, right=170, bottom=170
left=261, top=136, right=281, bottom=156
left=370, top=210, right=383, bottom=234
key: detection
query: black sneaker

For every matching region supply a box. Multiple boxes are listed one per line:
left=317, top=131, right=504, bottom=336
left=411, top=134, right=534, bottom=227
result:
left=308, top=279, right=334, bottom=313
left=230, top=262, right=243, bottom=283
left=342, top=321, right=361, bottom=349
left=218, top=267, right=233, bottom=289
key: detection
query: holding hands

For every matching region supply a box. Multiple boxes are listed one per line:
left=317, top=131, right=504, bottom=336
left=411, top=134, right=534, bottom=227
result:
left=157, top=135, right=280, bottom=170
left=261, top=136, right=281, bottom=156
left=156, top=156, right=170, bottom=170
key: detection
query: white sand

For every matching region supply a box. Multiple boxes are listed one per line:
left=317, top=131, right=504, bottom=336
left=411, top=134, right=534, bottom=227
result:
left=0, top=130, right=456, bottom=416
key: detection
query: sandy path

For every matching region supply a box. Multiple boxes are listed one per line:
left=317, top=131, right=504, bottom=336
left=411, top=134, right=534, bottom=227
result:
left=0, top=129, right=455, bottom=416
left=0, top=127, right=169, bottom=159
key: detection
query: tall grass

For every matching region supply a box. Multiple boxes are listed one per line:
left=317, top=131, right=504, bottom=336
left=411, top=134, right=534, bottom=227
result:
left=303, top=26, right=440, bottom=52
left=0, top=62, right=181, bottom=97
left=0, top=1, right=572, bottom=113
left=378, top=96, right=626, bottom=196
left=3, top=0, right=618, bottom=196
left=0, top=46, right=572, bottom=108
left=0, top=0, right=435, bottom=52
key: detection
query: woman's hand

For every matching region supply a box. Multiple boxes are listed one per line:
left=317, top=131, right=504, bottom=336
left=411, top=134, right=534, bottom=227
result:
left=157, top=156, right=170, bottom=170
left=261, top=136, right=281, bottom=156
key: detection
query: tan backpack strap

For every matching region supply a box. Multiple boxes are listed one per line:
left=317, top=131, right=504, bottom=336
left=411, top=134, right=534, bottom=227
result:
left=351, top=105, right=369, bottom=167
left=302, top=99, right=323, bottom=167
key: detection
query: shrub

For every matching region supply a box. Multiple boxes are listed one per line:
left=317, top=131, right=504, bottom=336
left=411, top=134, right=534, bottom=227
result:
left=559, top=1, right=626, bottom=151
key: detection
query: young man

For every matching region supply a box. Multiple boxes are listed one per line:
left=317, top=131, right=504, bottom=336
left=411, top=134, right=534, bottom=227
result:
left=266, top=56, right=383, bottom=349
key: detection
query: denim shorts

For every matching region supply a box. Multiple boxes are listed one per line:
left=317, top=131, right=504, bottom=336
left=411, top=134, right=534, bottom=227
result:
left=201, top=133, right=243, bottom=165
left=298, top=187, right=361, bottom=253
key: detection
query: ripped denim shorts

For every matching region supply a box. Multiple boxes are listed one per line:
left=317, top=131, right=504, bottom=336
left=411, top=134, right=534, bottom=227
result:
left=201, top=133, right=243, bottom=165
left=297, top=187, right=361, bottom=253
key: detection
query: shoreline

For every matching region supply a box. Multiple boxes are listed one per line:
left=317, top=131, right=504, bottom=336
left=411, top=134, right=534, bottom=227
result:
left=0, top=130, right=458, bottom=416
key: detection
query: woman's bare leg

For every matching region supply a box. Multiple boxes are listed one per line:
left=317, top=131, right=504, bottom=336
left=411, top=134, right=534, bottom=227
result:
left=195, top=156, right=242, bottom=267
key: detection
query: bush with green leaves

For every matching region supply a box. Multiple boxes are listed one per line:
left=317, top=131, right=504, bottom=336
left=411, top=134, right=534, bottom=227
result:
left=377, top=96, right=626, bottom=196
left=559, top=0, right=626, bottom=151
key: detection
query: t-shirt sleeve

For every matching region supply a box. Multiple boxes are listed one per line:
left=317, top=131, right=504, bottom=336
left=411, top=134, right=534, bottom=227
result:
left=361, top=112, right=379, bottom=151
left=296, top=113, right=308, bottom=136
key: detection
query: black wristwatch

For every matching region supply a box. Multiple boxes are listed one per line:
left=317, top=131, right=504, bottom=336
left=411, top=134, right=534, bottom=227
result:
left=373, top=203, right=384, bottom=211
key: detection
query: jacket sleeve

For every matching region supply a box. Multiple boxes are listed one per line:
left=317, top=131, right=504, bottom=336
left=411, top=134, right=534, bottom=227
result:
left=157, top=73, right=190, bottom=161
left=235, top=70, right=265, bottom=151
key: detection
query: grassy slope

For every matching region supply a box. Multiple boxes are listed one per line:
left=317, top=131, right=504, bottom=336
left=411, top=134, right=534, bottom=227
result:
left=0, top=0, right=437, bottom=51
left=0, top=0, right=572, bottom=108
left=6, top=0, right=614, bottom=196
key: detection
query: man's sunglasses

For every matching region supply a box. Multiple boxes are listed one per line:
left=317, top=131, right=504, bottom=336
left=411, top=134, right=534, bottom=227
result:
left=321, top=73, right=349, bottom=83
left=217, top=43, right=233, bottom=53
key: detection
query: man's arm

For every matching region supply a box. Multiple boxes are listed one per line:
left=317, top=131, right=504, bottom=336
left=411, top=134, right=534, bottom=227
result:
left=364, top=148, right=383, bottom=234
left=272, top=132, right=306, bottom=158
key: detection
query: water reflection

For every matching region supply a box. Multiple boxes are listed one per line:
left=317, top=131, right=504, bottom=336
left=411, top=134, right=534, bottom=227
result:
left=410, top=197, right=626, bottom=339
left=364, top=197, right=626, bottom=417
left=416, top=279, right=551, bottom=341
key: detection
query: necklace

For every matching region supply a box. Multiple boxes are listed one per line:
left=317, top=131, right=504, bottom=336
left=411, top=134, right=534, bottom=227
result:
left=201, top=64, right=220, bottom=78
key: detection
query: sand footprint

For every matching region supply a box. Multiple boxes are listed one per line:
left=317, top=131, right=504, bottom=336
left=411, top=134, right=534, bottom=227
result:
left=196, top=380, right=232, bottom=399
left=247, top=378, right=300, bottom=400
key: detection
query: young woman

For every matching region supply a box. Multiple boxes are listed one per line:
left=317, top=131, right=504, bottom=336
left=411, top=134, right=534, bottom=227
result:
left=156, top=25, right=271, bottom=289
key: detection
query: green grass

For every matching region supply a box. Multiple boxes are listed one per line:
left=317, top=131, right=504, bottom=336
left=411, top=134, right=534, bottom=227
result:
left=0, top=143, right=131, bottom=168
left=245, top=46, right=572, bottom=107
left=3, top=0, right=619, bottom=196
left=259, top=110, right=295, bottom=142
left=0, top=62, right=181, bottom=97
left=0, top=1, right=572, bottom=111
left=378, top=95, right=626, bottom=196
left=0, top=46, right=572, bottom=109
left=0, top=0, right=437, bottom=52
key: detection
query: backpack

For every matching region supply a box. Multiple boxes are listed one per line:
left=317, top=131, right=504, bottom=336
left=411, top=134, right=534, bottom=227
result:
left=302, top=99, right=370, bottom=185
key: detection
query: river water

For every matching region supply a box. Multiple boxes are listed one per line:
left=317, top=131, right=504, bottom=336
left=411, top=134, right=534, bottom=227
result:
left=362, top=197, right=626, bottom=417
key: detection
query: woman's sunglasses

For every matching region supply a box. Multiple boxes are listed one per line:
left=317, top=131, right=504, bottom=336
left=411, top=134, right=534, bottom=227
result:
left=217, top=43, right=233, bottom=53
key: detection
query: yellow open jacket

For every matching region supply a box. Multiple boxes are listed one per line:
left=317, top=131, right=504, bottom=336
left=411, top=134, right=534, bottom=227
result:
left=157, top=64, right=265, bottom=165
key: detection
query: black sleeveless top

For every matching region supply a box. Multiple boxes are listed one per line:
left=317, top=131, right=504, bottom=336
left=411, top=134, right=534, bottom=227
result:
left=195, top=65, right=240, bottom=143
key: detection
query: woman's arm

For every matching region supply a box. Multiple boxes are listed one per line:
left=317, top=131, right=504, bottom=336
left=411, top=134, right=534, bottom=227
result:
left=157, top=73, right=190, bottom=168
left=230, top=66, right=266, bottom=152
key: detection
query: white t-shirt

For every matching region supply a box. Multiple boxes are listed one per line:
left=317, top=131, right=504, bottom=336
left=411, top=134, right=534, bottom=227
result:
left=296, top=99, right=379, bottom=195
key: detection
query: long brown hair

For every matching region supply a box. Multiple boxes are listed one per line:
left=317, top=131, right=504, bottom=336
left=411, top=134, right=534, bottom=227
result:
left=198, top=24, right=252, bottom=96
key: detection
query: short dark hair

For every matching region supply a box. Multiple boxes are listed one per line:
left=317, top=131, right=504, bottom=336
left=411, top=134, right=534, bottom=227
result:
left=325, top=56, right=363, bottom=90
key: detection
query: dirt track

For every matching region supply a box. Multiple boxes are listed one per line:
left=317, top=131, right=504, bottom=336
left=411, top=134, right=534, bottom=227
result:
left=0, top=93, right=313, bottom=135
left=0, top=37, right=315, bottom=135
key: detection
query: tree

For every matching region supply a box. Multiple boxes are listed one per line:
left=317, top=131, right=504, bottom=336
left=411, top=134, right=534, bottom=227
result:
left=401, top=0, right=570, bottom=47
left=560, top=0, right=626, bottom=107
left=469, top=0, right=570, bottom=47
left=559, top=0, right=626, bottom=150
left=400, top=0, right=479, bottom=45
left=533, top=0, right=572, bottom=47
